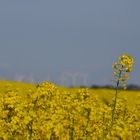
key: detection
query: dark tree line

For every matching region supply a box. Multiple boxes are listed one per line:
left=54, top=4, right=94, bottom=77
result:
left=90, top=84, right=140, bottom=90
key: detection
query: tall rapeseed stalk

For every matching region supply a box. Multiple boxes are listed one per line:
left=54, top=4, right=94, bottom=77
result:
left=112, top=54, right=134, bottom=124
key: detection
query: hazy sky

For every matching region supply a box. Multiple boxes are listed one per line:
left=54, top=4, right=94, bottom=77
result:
left=0, top=1, right=140, bottom=86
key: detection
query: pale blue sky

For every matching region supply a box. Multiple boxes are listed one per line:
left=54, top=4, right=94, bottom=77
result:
left=0, top=1, right=140, bottom=86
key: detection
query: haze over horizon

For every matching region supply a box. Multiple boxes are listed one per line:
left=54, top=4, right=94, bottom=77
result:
left=0, top=1, right=140, bottom=86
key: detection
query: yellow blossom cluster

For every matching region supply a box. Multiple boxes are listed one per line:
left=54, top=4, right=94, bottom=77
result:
left=0, top=81, right=139, bottom=139
left=112, top=54, right=134, bottom=89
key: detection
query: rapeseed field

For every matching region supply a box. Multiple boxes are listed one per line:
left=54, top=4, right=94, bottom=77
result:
left=0, top=80, right=139, bottom=140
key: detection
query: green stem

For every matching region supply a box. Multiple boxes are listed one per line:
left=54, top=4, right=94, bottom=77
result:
left=84, top=108, right=91, bottom=140
left=33, top=96, right=38, bottom=110
left=69, top=118, right=74, bottom=140
left=102, top=112, right=105, bottom=140
left=112, top=68, right=122, bottom=125
left=27, top=121, right=33, bottom=140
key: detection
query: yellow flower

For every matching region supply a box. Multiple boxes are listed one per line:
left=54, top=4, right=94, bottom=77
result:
left=113, top=71, right=117, bottom=76
left=124, top=73, right=130, bottom=79
left=112, top=54, right=134, bottom=88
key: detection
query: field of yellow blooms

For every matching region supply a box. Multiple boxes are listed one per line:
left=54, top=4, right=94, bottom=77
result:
left=0, top=80, right=139, bottom=140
